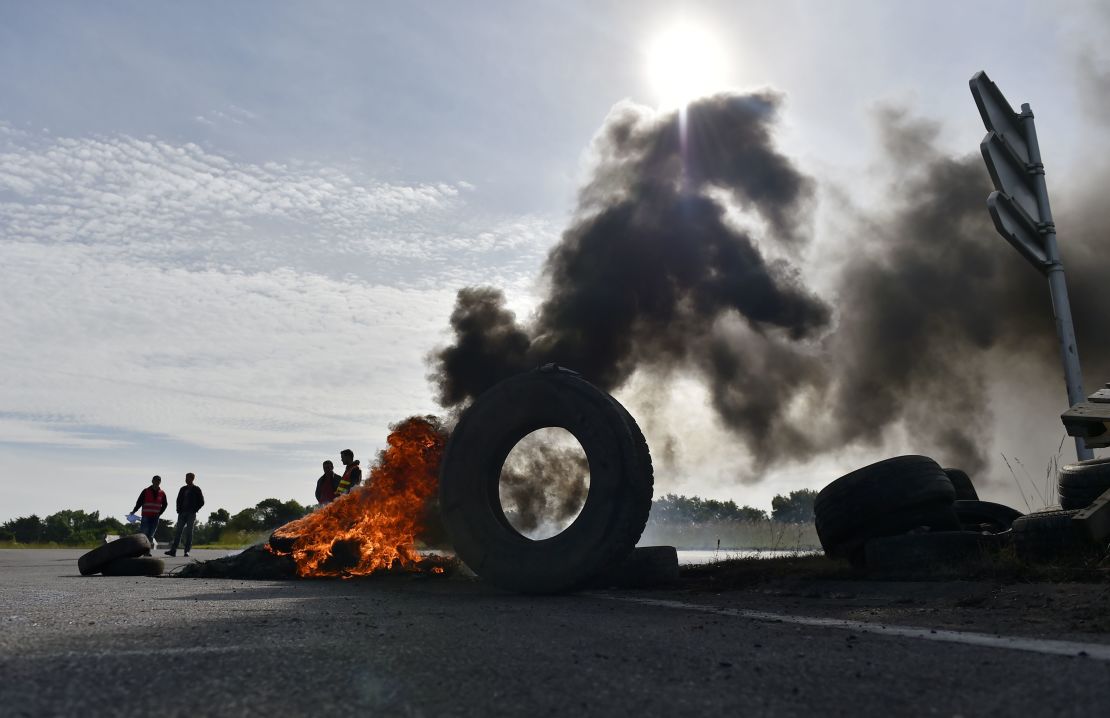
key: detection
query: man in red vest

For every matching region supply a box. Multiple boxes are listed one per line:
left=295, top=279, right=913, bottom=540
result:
left=131, top=475, right=168, bottom=555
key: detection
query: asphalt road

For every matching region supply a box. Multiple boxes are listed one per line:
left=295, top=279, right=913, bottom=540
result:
left=2, top=549, right=1108, bottom=717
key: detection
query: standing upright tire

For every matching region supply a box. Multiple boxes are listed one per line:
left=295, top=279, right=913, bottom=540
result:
left=1058, top=457, right=1110, bottom=510
left=815, top=455, right=958, bottom=563
left=78, top=534, right=152, bottom=576
left=439, top=366, right=654, bottom=594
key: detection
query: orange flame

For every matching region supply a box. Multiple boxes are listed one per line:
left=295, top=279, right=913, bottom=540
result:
left=270, top=415, right=448, bottom=577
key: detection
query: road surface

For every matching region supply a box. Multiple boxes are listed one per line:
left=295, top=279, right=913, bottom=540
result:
left=1, top=549, right=1107, bottom=716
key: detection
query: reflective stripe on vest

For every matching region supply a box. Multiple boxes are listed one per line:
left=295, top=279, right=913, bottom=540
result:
left=141, top=488, right=163, bottom=517
left=335, top=464, right=355, bottom=496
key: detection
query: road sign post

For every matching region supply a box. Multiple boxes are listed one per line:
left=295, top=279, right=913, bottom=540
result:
left=970, top=70, right=1093, bottom=461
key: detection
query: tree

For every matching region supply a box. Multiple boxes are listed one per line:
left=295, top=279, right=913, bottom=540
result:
left=771, top=489, right=818, bottom=524
left=254, top=498, right=308, bottom=529
left=208, top=508, right=230, bottom=527
left=226, top=507, right=263, bottom=534
left=155, top=518, right=175, bottom=542
left=7, top=515, right=44, bottom=543
left=650, top=494, right=768, bottom=523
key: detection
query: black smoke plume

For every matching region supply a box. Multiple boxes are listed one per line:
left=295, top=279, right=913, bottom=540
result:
left=432, top=93, right=832, bottom=464
left=430, top=92, right=1109, bottom=477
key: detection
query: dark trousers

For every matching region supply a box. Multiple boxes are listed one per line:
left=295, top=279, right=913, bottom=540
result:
left=139, top=516, right=158, bottom=549
left=171, top=511, right=197, bottom=552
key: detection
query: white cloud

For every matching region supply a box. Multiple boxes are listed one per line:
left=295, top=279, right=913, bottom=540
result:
left=0, top=130, right=464, bottom=262
left=0, top=127, right=562, bottom=522
left=0, top=240, right=459, bottom=452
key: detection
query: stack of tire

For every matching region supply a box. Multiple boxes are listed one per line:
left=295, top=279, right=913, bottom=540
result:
left=1002, top=456, right=1110, bottom=563
left=1057, top=457, right=1110, bottom=511
left=815, top=455, right=1021, bottom=572
left=78, top=534, right=164, bottom=577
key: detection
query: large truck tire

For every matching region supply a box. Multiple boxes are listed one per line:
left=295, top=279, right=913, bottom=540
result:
left=100, top=557, right=165, bottom=577
left=942, top=468, right=979, bottom=501
left=1058, top=457, right=1110, bottom=510
left=815, top=455, right=958, bottom=563
left=592, top=546, right=680, bottom=589
left=439, top=366, right=654, bottom=594
left=78, top=534, right=152, bottom=576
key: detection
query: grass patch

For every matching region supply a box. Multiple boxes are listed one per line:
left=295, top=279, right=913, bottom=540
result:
left=0, top=541, right=101, bottom=549
left=679, top=543, right=1110, bottom=592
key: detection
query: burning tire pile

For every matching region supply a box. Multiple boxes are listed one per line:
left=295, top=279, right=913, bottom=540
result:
left=171, top=369, right=662, bottom=591
left=815, top=454, right=1109, bottom=573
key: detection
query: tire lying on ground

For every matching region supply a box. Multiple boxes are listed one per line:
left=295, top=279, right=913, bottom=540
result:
left=592, top=546, right=680, bottom=589
left=815, top=455, right=959, bottom=564
left=954, top=500, right=1023, bottom=533
left=864, top=531, right=1006, bottom=574
left=1058, top=457, right=1110, bottom=510
left=1011, top=509, right=1096, bottom=562
left=439, top=365, right=654, bottom=594
left=100, top=557, right=165, bottom=577
left=78, top=534, right=152, bottom=576
left=942, top=468, right=979, bottom=501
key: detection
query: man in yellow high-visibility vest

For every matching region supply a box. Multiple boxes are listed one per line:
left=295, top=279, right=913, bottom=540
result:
left=334, top=449, right=362, bottom=497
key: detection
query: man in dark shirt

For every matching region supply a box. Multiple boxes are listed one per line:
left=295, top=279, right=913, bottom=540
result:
left=315, top=460, right=341, bottom=506
left=166, top=472, right=205, bottom=557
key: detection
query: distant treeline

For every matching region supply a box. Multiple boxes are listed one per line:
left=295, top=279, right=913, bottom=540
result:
left=643, top=490, right=820, bottom=550
left=650, top=489, right=817, bottom=525
left=1, top=490, right=818, bottom=547
left=0, top=498, right=311, bottom=546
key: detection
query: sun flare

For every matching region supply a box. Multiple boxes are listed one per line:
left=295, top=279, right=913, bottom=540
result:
left=645, top=20, right=729, bottom=109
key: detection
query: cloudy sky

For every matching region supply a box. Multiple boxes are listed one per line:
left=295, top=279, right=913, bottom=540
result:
left=2, top=1, right=1107, bottom=523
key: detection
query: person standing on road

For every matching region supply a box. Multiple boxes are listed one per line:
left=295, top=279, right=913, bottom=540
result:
left=315, top=460, right=340, bottom=506
left=334, top=449, right=362, bottom=497
left=131, top=476, right=167, bottom=555
left=166, top=473, right=204, bottom=558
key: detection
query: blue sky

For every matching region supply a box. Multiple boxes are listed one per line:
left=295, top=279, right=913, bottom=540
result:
left=2, top=1, right=1107, bottom=521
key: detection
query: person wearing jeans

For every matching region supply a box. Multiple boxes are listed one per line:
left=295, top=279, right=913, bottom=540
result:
left=167, top=472, right=205, bottom=557
left=131, top=476, right=168, bottom=555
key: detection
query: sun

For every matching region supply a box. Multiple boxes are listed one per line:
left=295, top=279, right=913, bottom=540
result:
left=645, top=20, right=729, bottom=109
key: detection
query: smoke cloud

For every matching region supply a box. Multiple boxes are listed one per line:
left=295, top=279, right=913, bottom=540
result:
left=429, top=90, right=1109, bottom=480
left=499, top=431, right=590, bottom=537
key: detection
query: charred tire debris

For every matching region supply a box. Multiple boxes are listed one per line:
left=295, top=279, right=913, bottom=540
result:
left=77, top=534, right=153, bottom=576
left=439, top=365, right=654, bottom=594
left=1057, top=457, right=1110, bottom=511
left=954, top=500, right=1023, bottom=533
